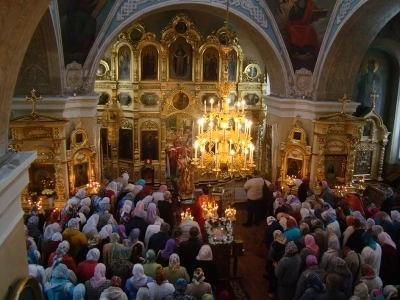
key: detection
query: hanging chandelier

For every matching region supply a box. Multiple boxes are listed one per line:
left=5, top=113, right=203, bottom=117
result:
left=192, top=90, right=255, bottom=177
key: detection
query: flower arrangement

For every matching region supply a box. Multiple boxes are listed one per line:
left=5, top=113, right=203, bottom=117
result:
left=42, top=189, right=56, bottom=197
left=205, top=217, right=233, bottom=245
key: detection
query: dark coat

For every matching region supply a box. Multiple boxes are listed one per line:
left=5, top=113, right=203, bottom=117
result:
left=158, top=200, right=174, bottom=230
left=148, top=231, right=170, bottom=255
left=178, top=237, right=203, bottom=278
left=345, top=228, right=365, bottom=254
left=125, top=216, right=148, bottom=242
left=263, top=221, right=284, bottom=249
left=298, top=182, right=309, bottom=203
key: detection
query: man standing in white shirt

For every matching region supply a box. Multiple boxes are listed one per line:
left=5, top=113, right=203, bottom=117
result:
left=243, top=170, right=264, bottom=227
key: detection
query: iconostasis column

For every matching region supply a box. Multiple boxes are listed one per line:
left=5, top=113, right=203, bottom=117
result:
left=160, top=118, right=167, bottom=184
left=111, top=49, right=117, bottom=81
left=161, top=49, right=168, bottom=82
left=133, top=50, right=140, bottom=82
left=238, top=52, right=244, bottom=83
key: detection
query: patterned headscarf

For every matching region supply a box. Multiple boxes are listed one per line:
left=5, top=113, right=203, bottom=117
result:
left=202, top=294, right=214, bottom=300
left=353, top=282, right=369, bottom=299
left=192, top=268, right=205, bottom=285
left=327, top=234, right=340, bottom=250
left=168, top=253, right=180, bottom=274
left=175, top=278, right=188, bottom=294
left=55, top=241, right=70, bottom=256
left=110, top=276, right=122, bottom=287
left=306, top=255, right=318, bottom=267
left=52, top=263, right=69, bottom=280
left=284, top=241, right=298, bottom=256
left=97, top=189, right=107, bottom=199
left=154, top=266, right=166, bottom=285
left=307, top=271, right=325, bottom=293
left=273, top=230, right=287, bottom=245
left=28, top=216, right=39, bottom=226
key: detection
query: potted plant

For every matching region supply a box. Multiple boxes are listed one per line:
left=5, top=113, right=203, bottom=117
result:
left=42, top=189, right=56, bottom=207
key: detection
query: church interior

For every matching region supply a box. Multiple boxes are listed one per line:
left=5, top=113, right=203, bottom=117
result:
left=2, top=0, right=400, bottom=299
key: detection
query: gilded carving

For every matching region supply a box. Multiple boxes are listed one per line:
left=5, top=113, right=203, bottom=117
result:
left=325, top=139, right=346, bottom=154
left=322, top=124, right=347, bottom=134
left=54, top=127, right=60, bottom=139
left=12, top=129, right=19, bottom=140
left=122, top=119, right=133, bottom=129
left=23, top=127, right=52, bottom=138
left=65, top=61, right=84, bottom=92
left=141, top=120, right=158, bottom=130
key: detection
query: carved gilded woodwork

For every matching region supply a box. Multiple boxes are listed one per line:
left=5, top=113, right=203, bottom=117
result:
left=66, top=118, right=97, bottom=190
left=279, top=116, right=312, bottom=182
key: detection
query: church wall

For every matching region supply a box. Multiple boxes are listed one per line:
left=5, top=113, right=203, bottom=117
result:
left=0, top=220, right=29, bottom=297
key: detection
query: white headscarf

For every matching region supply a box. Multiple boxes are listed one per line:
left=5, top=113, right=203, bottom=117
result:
left=86, top=248, right=101, bottom=261
left=130, top=264, right=148, bottom=289
left=378, top=232, right=396, bottom=249
left=99, top=224, right=112, bottom=239
left=80, top=197, right=91, bottom=207
left=43, top=223, right=62, bottom=241
left=196, top=245, right=213, bottom=261
left=68, top=218, right=80, bottom=230
left=52, top=232, right=63, bottom=242
left=83, top=214, right=99, bottom=235
left=391, top=210, right=400, bottom=222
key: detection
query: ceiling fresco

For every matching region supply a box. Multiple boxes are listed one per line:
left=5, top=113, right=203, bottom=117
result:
left=264, top=0, right=336, bottom=71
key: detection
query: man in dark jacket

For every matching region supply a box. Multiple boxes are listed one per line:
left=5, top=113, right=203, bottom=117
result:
left=148, top=222, right=170, bottom=255
left=178, top=226, right=203, bottom=278
left=297, top=177, right=310, bottom=203
left=345, top=218, right=365, bottom=254
left=124, top=209, right=148, bottom=242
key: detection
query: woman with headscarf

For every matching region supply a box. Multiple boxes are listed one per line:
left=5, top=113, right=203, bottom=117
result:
left=43, top=222, right=62, bottom=245
left=311, top=219, right=327, bottom=253
left=353, top=211, right=367, bottom=228
left=120, top=200, right=133, bottom=224
left=27, top=215, right=42, bottom=245
left=330, top=257, right=353, bottom=298
left=274, top=241, right=301, bottom=300
left=295, top=255, right=327, bottom=300
left=124, top=228, right=140, bottom=247
left=62, top=218, right=88, bottom=260
left=283, top=217, right=301, bottom=243
left=117, top=224, right=127, bottom=241
left=146, top=202, right=158, bottom=225
left=391, top=210, right=400, bottom=240
left=297, top=222, right=311, bottom=249
left=44, top=263, right=75, bottom=299
left=44, top=209, right=61, bottom=229
left=110, top=245, right=134, bottom=286
left=377, top=231, right=397, bottom=285
left=84, top=263, right=110, bottom=299
left=163, top=253, right=190, bottom=286
left=360, top=263, right=383, bottom=293
left=48, top=240, right=78, bottom=274
left=185, top=268, right=211, bottom=300
left=76, top=248, right=100, bottom=283
left=97, top=197, right=117, bottom=230
left=143, top=249, right=162, bottom=278
left=322, top=209, right=341, bottom=239
left=266, top=230, right=287, bottom=297
left=193, top=245, right=218, bottom=289
left=157, top=238, right=176, bottom=267
left=299, top=271, right=326, bottom=299
left=366, top=218, right=375, bottom=234
left=137, top=287, right=150, bottom=300
left=100, top=276, right=128, bottom=300
left=73, top=283, right=85, bottom=300
left=361, top=232, right=382, bottom=275
left=319, top=233, right=340, bottom=271
left=92, top=188, right=107, bottom=213
left=383, top=285, right=399, bottom=300
left=82, top=214, right=99, bottom=239
left=103, top=232, right=124, bottom=271
left=125, top=264, right=153, bottom=300
left=350, top=282, right=370, bottom=300
left=319, top=181, right=334, bottom=207
left=147, top=266, right=175, bottom=300
left=43, top=232, right=63, bottom=269
left=299, top=234, right=320, bottom=272
left=131, top=200, right=145, bottom=218
left=28, top=250, right=46, bottom=289
left=68, top=189, right=86, bottom=208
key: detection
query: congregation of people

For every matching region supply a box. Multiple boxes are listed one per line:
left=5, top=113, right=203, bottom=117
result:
left=24, top=172, right=229, bottom=300
left=260, top=176, right=400, bottom=300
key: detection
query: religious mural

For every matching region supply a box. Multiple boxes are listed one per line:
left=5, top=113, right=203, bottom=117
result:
left=118, top=92, right=132, bottom=106
left=172, top=92, right=190, bottom=110
left=352, top=51, right=390, bottom=117
left=118, top=129, right=133, bottom=160
left=169, top=38, right=192, bottom=80
left=203, top=48, right=219, bottom=81
left=228, top=50, right=237, bottom=81
left=265, top=0, right=334, bottom=71
left=118, top=46, right=131, bottom=80
left=141, top=45, right=158, bottom=80
left=141, top=131, right=159, bottom=161
left=58, top=0, right=112, bottom=65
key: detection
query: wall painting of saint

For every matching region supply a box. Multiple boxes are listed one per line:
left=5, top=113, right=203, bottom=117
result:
left=169, top=37, right=192, bottom=80
left=118, top=46, right=131, bottom=80
left=203, top=48, right=219, bottom=81
left=228, top=50, right=237, bottom=81
left=141, top=45, right=158, bottom=80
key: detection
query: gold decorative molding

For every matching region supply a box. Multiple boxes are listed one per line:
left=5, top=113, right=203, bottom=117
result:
left=141, top=120, right=158, bottom=130
left=23, top=127, right=52, bottom=138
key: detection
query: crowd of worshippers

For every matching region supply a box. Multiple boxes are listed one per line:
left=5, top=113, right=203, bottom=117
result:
left=24, top=173, right=230, bottom=300
left=262, top=177, right=400, bottom=300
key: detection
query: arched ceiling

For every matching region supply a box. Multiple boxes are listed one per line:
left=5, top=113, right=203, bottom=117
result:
left=314, top=0, right=400, bottom=101
left=84, top=2, right=292, bottom=96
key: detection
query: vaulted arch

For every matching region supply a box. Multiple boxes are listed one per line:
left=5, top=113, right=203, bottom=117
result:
left=314, top=0, right=400, bottom=101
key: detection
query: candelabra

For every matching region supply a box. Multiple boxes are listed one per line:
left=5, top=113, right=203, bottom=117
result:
left=355, top=176, right=366, bottom=196
left=181, top=208, right=193, bottom=220
left=334, top=185, right=347, bottom=197
left=224, top=204, right=236, bottom=221
left=86, top=180, right=100, bottom=195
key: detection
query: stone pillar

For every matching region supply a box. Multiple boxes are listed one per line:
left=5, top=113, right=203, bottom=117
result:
left=0, top=151, right=37, bottom=298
